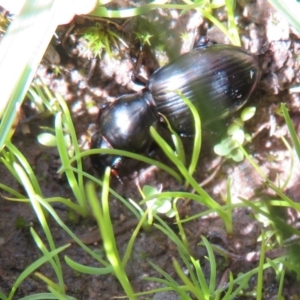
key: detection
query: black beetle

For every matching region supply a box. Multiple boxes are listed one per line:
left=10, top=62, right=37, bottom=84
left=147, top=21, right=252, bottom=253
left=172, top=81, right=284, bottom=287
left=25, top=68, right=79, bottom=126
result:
left=91, top=44, right=261, bottom=176
left=148, top=44, right=261, bottom=135
left=90, top=92, right=158, bottom=176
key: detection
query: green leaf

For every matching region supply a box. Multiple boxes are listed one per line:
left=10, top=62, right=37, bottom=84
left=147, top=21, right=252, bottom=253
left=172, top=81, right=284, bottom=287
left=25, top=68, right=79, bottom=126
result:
left=37, top=133, right=57, bottom=147
left=155, top=199, right=172, bottom=214
left=214, top=137, right=237, bottom=156
left=231, top=129, right=245, bottom=145
left=143, top=185, right=161, bottom=197
left=230, top=148, right=244, bottom=162
left=241, top=107, right=256, bottom=122
left=227, top=123, right=241, bottom=136
left=165, top=209, right=176, bottom=218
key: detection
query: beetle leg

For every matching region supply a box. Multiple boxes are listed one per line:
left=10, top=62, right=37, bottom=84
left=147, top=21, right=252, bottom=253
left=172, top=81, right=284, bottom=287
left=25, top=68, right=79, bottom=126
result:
left=131, top=49, right=150, bottom=85
left=111, top=157, right=124, bottom=184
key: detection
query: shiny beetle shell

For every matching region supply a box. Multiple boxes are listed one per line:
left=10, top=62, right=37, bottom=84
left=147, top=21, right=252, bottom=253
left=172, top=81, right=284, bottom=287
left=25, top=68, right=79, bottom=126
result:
left=90, top=92, right=158, bottom=175
left=148, top=44, right=261, bottom=135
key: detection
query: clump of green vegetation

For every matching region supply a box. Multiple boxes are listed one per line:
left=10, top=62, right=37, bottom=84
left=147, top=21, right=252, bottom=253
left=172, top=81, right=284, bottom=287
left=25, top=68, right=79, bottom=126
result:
left=214, top=107, right=256, bottom=162
left=14, top=216, right=29, bottom=229
left=135, top=31, right=153, bottom=46
left=0, top=12, right=10, bottom=34
left=80, top=22, right=128, bottom=58
left=134, top=16, right=165, bottom=47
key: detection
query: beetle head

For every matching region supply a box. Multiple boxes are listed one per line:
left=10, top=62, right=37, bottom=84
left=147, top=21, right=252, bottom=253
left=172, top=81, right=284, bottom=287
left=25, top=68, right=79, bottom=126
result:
left=90, top=132, right=123, bottom=180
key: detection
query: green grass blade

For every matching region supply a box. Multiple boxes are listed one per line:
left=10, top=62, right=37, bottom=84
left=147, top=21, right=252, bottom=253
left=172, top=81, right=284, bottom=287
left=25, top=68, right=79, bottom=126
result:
left=179, top=252, right=199, bottom=287
left=0, top=291, right=8, bottom=300
left=222, top=272, right=235, bottom=300
left=0, top=0, right=64, bottom=149
left=186, top=255, right=208, bottom=296
left=147, top=262, right=191, bottom=299
left=150, top=127, right=228, bottom=221
left=86, top=177, right=136, bottom=299
left=34, top=273, right=62, bottom=295
left=159, top=114, right=186, bottom=166
left=63, top=166, right=141, bottom=219
left=175, top=92, right=202, bottom=178
left=268, top=0, right=300, bottom=33
left=277, top=264, right=285, bottom=299
left=256, top=232, right=266, bottom=300
left=6, top=141, right=43, bottom=196
left=65, top=256, right=112, bottom=275
left=8, top=244, right=69, bottom=300
left=55, top=93, right=85, bottom=204
left=281, top=103, right=300, bottom=162
left=45, top=287, right=66, bottom=300
left=279, top=136, right=294, bottom=190
left=154, top=217, right=190, bottom=257
left=122, top=211, right=148, bottom=267
left=172, top=258, right=204, bottom=299
left=55, top=112, right=88, bottom=215
left=33, top=197, right=111, bottom=268
left=225, top=0, right=241, bottom=46
left=68, top=148, right=182, bottom=182
left=225, top=177, right=233, bottom=234
left=91, top=2, right=204, bottom=18
left=216, top=258, right=286, bottom=298
left=30, top=228, right=65, bottom=294
left=0, top=182, right=26, bottom=199
left=20, top=293, right=74, bottom=300
left=201, top=236, right=217, bottom=294
left=173, top=199, right=190, bottom=252
left=12, top=163, right=65, bottom=292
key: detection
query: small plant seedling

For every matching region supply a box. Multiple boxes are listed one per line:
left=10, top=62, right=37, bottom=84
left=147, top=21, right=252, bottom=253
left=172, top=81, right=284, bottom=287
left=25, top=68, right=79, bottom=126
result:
left=131, top=184, right=175, bottom=226
left=135, top=31, right=153, bottom=46
left=142, top=185, right=175, bottom=219
left=214, top=106, right=256, bottom=162
left=81, top=22, right=128, bottom=58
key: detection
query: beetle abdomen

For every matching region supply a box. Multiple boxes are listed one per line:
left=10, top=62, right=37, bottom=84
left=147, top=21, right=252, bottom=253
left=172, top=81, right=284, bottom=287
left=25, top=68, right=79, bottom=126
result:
left=148, top=45, right=261, bottom=135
